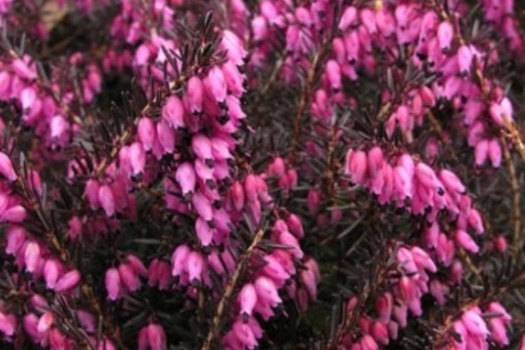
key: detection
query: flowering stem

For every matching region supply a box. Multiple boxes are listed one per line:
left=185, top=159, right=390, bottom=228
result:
left=330, top=247, right=390, bottom=349
left=15, top=176, right=129, bottom=350
left=201, top=228, right=265, bottom=350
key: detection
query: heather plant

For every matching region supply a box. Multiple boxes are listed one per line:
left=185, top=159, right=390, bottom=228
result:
left=0, top=0, right=524, bottom=349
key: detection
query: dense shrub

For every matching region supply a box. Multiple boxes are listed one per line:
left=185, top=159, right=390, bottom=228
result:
left=0, top=0, right=524, bottom=349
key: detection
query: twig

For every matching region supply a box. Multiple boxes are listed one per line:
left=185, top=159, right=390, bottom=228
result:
left=291, top=52, right=319, bottom=163
left=200, top=229, right=265, bottom=350
left=501, top=136, right=522, bottom=256
left=427, top=110, right=458, bottom=162
left=502, top=117, right=525, bottom=163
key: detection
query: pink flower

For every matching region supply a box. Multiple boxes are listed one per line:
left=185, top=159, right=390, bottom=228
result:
left=24, top=241, right=41, bottom=273
left=156, top=120, right=175, bottom=154
left=0, top=312, right=16, bottom=337
left=98, top=184, right=116, bottom=217
left=230, top=180, right=245, bottom=212
left=138, top=117, right=157, bottom=151
left=171, top=244, right=190, bottom=278
left=455, top=229, right=479, bottom=253
left=254, top=276, right=282, bottom=308
left=325, top=60, right=342, bottom=91
left=147, top=323, right=167, bottom=350
left=5, top=225, right=27, bottom=255
left=475, top=139, right=489, bottom=166
left=129, top=141, right=147, bottom=176
left=148, top=259, right=171, bottom=290
left=187, top=251, right=204, bottom=283
left=457, top=45, right=474, bottom=73
left=175, top=162, right=196, bottom=196
left=376, top=293, right=393, bottom=322
left=192, top=134, right=213, bottom=161
left=371, top=321, right=389, bottom=345
left=162, top=96, right=185, bottom=128
left=186, top=76, right=204, bottom=113
left=37, top=311, right=54, bottom=335
left=439, top=169, right=465, bottom=194
left=50, top=115, right=69, bottom=141
left=221, top=30, right=247, bottom=65
left=345, top=150, right=368, bottom=184
left=105, top=268, right=121, bottom=301
left=118, top=263, right=142, bottom=292
left=192, top=192, right=213, bottom=221
left=488, top=138, right=502, bottom=167
left=54, top=270, right=80, bottom=292
left=338, top=6, right=357, bottom=31
left=461, top=308, right=489, bottom=337
left=0, top=152, right=16, bottom=182
left=239, top=283, right=258, bottom=317
left=43, top=259, right=63, bottom=289
left=204, top=66, right=227, bottom=103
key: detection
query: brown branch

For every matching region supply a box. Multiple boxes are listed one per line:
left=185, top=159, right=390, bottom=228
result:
left=291, top=52, right=320, bottom=163
left=427, top=110, right=459, bottom=163
left=501, top=136, right=522, bottom=256
left=502, top=117, right=525, bottom=163
left=200, top=228, right=265, bottom=350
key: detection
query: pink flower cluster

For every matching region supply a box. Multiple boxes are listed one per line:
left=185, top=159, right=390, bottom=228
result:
left=447, top=303, right=513, bottom=349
